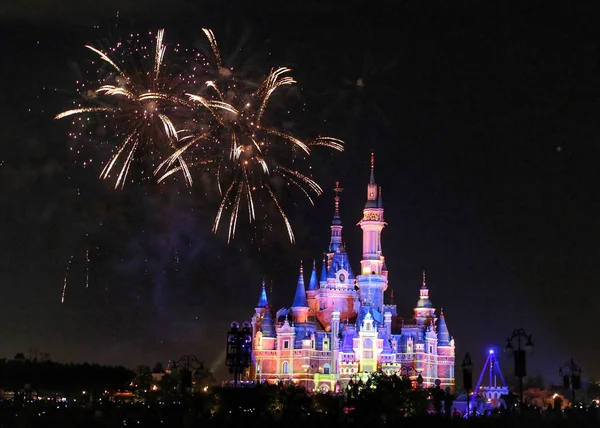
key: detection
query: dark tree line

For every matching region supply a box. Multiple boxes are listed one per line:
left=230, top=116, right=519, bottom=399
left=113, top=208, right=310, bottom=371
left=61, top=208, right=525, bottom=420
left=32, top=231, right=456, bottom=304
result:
left=0, top=358, right=135, bottom=395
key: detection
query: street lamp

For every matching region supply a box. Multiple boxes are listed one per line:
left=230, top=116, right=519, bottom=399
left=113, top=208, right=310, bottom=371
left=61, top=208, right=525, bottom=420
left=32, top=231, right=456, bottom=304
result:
left=226, top=321, right=253, bottom=387
left=170, top=355, right=204, bottom=394
left=399, top=365, right=423, bottom=387
left=505, top=328, right=534, bottom=409
left=462, top=353, right=473, bottom=417
left=559, top=358, right=582, bottom=406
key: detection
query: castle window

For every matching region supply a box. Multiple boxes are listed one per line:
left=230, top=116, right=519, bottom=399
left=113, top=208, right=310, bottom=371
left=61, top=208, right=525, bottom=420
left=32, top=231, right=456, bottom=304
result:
left=429, top=345, right=433, bottom=354
left=282, top=361, right=289, bottom=374
left=323, top=364, right=331, bottom=375
left=311, top=340, right=315, bottom=349
left=323, top=337, right=330, bottom=352
left=283, top=340, right=289, bottom=349
left=363, top=351, right=373, bottom=359
left=363, top=338, right=373, bottom=349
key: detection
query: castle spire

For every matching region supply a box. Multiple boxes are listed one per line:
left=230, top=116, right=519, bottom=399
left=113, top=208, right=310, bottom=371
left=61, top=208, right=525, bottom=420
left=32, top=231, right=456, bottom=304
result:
left=365, top=153, right=378, bottom=207
left=437, top=308, right=451, bottom=346
left=260, top=311, right=276, bottom=337
left=416, top=269, right=432, bottom=308
left=320, top=255, right=327, bottom=282
left=389, top=289, right=395, bottom=305
left=370, top=152, right=375, bottom=184
left=308, top=259, right=319, bottom=291
left=292, top=262, right=308, bottom=307
left=257, top=279, right=268, bottom=308
left=329, top=182, right=344, bottom=252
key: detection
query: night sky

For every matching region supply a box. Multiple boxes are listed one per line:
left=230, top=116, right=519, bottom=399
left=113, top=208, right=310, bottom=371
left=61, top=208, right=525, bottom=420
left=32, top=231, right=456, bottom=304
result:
left=1, top=1, right=599, bottom=384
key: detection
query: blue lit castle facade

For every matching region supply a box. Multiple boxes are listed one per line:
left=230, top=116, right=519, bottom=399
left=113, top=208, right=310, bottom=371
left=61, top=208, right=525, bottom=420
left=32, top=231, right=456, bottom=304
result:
left=249, top=155, right=455, bottom=392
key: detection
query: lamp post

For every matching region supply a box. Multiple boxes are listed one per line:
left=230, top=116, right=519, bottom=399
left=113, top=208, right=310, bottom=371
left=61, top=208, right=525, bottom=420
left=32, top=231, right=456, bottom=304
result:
left=462, top=353, right=473, bottom=418
left=504, top=328, right=534, bottom=409
left=170, top=355, right=204, bottom=394
left=559, top=358, right=582, bottom=406
left=399, top=365, right=424, bottom=387
left=346, top=373, right=363, bottom=401
left=226, top=321, right=253, bottom=387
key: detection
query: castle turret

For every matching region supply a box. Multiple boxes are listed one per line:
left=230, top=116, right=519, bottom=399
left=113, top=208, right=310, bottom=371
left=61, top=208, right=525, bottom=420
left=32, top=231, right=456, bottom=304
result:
left=328, top=182, right=344, bottom=253
left=319, top=255, right=327, bottom=284
left=357, top=153, right=387, bottom=311
left=308, top=260, right=319, bottom=291
left=252, top=280, right=269, bottom=337
left=260, top=311, right=276, bottom=338
left=437, top=309, right=451, bottom=346
left=256, top=280, right=268, bottom=311
left=414, top=269, right=436, bottom=326
left=291, top=263, right=309, bottom=323
left=306, top=260, right=319, bottom=312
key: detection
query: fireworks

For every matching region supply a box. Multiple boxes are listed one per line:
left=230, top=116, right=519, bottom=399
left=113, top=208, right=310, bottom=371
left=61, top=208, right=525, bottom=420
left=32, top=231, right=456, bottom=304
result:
left=61, top=254, right=74, bottom=303
left=57, top=28, right=343, bottom=243
left=157, top=29, right=344, bottom=243
left=56, top=29, right=219, bottom=188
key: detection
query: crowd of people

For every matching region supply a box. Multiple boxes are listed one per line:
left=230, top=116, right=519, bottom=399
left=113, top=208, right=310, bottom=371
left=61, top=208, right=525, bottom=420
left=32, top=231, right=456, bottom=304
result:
left=0, top=395, right=600, bottom=428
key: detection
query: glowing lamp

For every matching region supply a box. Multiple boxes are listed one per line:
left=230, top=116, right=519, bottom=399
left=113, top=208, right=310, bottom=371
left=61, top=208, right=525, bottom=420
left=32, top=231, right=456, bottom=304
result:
left=525, top=337, right=534, bottom=353
left=489, top=349, right=494, bottom=354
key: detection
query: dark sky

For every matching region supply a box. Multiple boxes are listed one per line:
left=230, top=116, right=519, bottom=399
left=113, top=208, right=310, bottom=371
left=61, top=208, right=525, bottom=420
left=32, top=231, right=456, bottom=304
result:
left=1, top=0, right=599, bottom=384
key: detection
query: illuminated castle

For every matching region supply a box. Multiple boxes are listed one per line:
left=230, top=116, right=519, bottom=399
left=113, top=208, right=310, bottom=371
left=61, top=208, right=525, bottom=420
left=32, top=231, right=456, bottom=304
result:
left=249, top=155, right=455, bottom=392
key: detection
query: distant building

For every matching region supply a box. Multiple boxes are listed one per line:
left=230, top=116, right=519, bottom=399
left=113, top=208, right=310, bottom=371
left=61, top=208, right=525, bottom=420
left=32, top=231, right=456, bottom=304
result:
left=248, top=155, right=456, bottom=392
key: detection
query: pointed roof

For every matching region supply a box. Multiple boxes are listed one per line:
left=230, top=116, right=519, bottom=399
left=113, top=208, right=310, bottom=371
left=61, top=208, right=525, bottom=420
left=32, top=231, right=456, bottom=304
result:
left=437, top=309, right=451, bottom=346
left=308, top=259, right=319, bottom=291
left=416, top=269, right=433, bottom=308
left=365, top=153, right=379, bottom=208
left=260, top=311, right=276, bottom=337
left=256, top=279, right=268, bottom=308
left=292, top=262, right=308, bottom=307
left=320, top=256, right=327, bottom=282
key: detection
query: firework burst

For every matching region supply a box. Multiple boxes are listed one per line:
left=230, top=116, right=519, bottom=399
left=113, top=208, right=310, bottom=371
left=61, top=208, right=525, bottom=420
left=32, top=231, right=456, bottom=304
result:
left=56, top=29, right=223, bottom=189
left=156, top=29, right=344, bottom=243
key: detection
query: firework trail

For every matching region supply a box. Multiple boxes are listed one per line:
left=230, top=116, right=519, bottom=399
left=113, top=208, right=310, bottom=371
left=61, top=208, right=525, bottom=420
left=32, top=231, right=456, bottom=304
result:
left=85, top=234, right=90, bottom=288
left=55, top=29, right=224, bottom=189
left=157, top=28, right=344, bottom=243
left=61, top=255, right=74, bottom=303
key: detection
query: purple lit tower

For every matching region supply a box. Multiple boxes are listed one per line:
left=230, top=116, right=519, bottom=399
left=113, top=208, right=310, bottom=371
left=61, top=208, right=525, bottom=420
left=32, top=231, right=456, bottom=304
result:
left=249, top=154, right=456, bottom=392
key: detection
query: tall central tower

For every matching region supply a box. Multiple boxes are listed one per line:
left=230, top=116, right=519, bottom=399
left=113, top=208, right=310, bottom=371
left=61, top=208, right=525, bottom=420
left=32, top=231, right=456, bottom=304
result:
left=357, top=153, right=387, bottom=311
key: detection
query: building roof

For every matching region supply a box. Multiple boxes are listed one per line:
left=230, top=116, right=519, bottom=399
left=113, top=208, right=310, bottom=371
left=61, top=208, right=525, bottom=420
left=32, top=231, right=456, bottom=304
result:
left=308, top=260, right=319, bottom=291
left=256, top=281, right=268, bottom=308
left=437, top=309, right=451, bottom=346
left=260, top=312, right=276, bottom=337
left=291, top=264, right=308, bottom=307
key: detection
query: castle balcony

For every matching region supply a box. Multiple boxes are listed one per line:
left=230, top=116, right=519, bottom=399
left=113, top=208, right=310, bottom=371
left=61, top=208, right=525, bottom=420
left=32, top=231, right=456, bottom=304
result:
left=254, top=350, right=278, bottom=357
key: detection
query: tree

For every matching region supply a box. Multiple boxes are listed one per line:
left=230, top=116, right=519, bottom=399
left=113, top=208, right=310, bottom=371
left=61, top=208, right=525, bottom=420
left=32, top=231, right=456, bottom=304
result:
left=134, top=365, right=153, bottom=393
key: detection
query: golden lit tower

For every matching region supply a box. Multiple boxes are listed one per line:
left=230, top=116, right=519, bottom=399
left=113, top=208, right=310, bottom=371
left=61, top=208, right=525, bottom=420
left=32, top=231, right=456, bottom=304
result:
left=357, top=153, right=387, bottom=311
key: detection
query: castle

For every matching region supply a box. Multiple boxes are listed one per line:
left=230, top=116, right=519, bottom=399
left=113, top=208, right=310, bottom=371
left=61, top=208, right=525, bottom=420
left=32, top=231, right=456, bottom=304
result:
left=249, top=155, right=455, bottom=392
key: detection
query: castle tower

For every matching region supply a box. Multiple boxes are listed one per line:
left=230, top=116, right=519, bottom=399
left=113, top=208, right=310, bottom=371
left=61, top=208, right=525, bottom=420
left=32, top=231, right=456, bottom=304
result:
left=328, top=182, right=344, bottom=255
left=291, top=263, right=309, bottom=323
left=357, top=153, right=387, bottom=311
left=306, top=260, right=319, bottom=313
left=414, top=269, right=436, bottom=326
left=251, top=280, right=269, bottom=337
